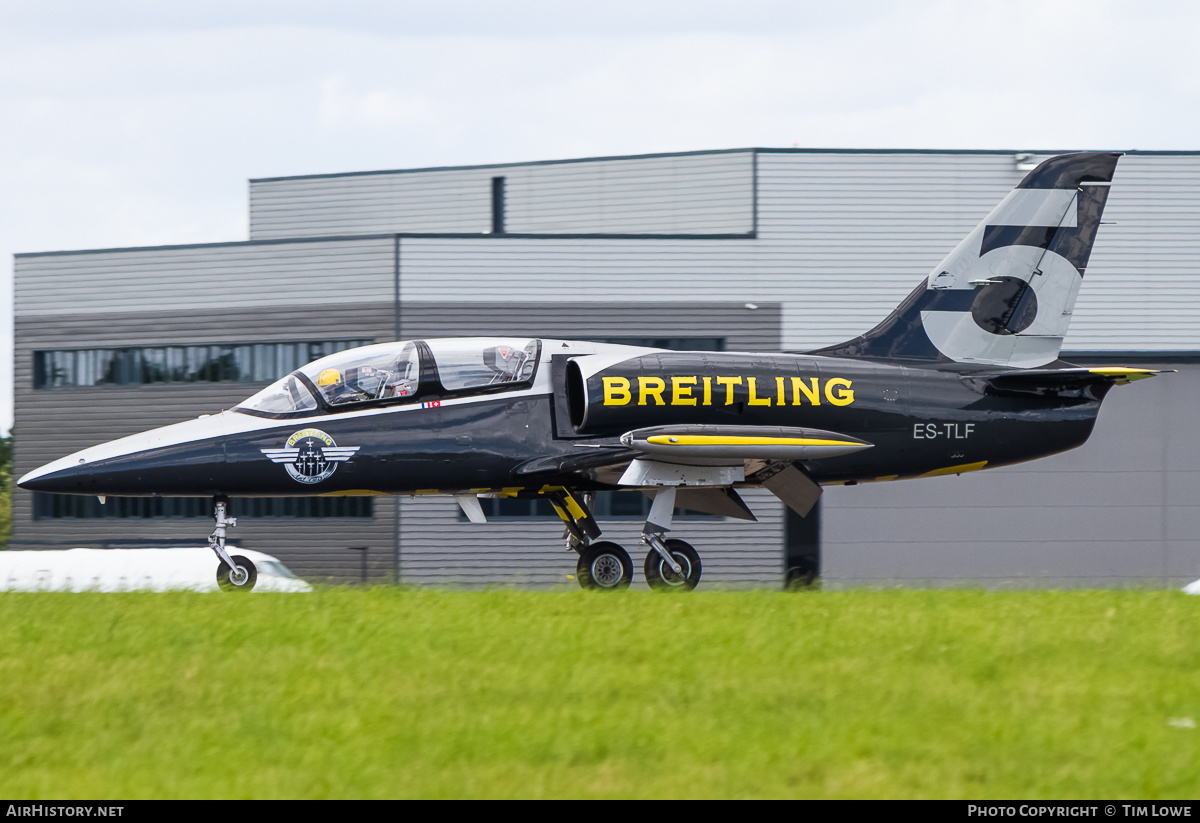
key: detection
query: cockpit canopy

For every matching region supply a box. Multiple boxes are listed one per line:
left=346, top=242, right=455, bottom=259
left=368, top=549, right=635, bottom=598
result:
left=234, top=338, right=540, bottom=417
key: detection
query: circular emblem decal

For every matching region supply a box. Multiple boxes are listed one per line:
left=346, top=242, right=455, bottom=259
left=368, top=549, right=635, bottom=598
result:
left=260, top=429, right=361, bottom=485
left=286, top=429, right=337, bottom=484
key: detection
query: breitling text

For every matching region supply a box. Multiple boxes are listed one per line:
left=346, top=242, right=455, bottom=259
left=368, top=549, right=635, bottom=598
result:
left=602, top=376, right=855, bottom=407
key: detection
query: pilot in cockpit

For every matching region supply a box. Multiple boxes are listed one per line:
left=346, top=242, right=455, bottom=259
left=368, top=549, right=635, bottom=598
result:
left=317, top=368, right=366, bottom=406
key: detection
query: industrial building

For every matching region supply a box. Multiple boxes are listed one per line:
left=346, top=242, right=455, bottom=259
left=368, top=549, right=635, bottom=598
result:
left=12, top=148, right=1200, bottom=587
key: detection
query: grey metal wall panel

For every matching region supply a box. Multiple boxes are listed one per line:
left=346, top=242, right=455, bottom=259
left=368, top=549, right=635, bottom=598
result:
left=251, top=171, right=493, bottom=238
left=396, top=236, right=766, bottom=310
left=819, top=362, right=1200, bottom=588
left=396, top=301, right=781, bottom=354
left=15, top=238, right=395, bottom=317
left=505, top=152, right=754, bottom=235
left=249, top=151, right=754, bottom=239
left=1069, top=155, right=1200, bottom=351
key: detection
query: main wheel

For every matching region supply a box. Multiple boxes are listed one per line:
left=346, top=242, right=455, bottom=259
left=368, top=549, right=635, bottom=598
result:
left=644, top=539, right=702, bottom=591
left=217, top=554, right=258, bottom=593
left=784, top=561, right=819, bottom=591
left=576, top=542, right=633, bottom=591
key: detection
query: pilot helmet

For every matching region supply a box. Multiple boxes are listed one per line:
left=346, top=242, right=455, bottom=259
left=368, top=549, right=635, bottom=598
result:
left=317, top=368, right=342, bottom=387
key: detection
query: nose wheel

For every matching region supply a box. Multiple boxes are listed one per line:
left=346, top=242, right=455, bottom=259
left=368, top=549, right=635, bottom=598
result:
left=206, top=496, right=258, bottom=593
left=217, top=555, right=259, bottom=592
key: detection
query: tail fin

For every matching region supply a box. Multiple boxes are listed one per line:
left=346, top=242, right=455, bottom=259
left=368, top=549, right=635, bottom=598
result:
left=813, top=152, right=1121, bottom=369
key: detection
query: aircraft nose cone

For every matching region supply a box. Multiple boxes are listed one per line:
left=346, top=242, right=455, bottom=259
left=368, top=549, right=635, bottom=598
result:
left=17, top=415, right=231, bottom=497
left=18, top=458, right=93, bottom=493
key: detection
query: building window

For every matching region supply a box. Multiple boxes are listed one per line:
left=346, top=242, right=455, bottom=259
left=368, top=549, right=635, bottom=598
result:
left=491, top=176, right=506, bottom=234
left=33, top=339, right=373, bottom=389
left=32, top=493, right=373, bottom=520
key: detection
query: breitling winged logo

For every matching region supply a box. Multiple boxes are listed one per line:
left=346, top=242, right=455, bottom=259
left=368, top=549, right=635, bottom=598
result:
left=261, top=428, right=360, bottom=485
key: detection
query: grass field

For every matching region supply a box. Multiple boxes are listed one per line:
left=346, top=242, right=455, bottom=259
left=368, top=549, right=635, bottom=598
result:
left=0, top=587, right=1198, bottom=799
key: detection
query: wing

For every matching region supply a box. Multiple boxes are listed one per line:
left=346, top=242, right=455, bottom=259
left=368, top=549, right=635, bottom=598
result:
left=513, top=425, right=871, bottom=519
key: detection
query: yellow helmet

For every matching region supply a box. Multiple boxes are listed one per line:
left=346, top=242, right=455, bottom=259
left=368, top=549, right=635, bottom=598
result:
left=317, top=368, right=341, bottom=387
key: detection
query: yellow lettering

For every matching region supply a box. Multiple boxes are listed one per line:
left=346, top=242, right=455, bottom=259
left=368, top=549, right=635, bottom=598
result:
left=747, top=377, right=772, bottom=406
left=638, top=376, right=666, bottom=406
left=603, top=377, right=631, bottom=406
left=825, top=377, right=855, bottom=406
left=776, top=376, right=786, bottom=405
left=716, top=376, right=742, bottom=405
left=792, top=376, right=820, bottom=405
left=702, top=376, right=712, bottom=406
left=671, top=376, right=697, bottom=405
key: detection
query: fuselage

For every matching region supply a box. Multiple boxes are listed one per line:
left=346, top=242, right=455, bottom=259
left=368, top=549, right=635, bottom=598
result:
left=19, top=337, right=1106, bottom=500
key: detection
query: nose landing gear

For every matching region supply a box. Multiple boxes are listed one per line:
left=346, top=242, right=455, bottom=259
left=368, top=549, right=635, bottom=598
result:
left=207, top=496, right=257, bottom=593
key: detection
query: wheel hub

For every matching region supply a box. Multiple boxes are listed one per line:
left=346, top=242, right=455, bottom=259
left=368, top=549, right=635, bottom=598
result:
left=592, top=554, right=624, bottom=587
left=660, top=554, right=691, bottom=585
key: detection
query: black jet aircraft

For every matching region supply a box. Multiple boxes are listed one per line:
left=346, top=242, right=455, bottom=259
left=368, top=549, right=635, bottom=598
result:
left=20, top=152, right=1165, bottom=592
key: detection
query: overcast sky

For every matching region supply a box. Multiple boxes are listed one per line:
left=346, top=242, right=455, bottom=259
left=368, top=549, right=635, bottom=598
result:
left=2, top=0, right=1198, bottom=434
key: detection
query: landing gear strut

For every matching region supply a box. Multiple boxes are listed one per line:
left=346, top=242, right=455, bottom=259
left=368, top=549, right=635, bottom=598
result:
left=548, top=486, right=703, bottom=592
left=207, top=496, right=257, bottom=593
left=641, top=487, right=702, bottom=591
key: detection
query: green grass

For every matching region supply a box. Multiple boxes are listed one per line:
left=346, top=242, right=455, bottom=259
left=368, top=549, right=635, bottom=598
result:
left=0, top=587, right=1198, bottom=798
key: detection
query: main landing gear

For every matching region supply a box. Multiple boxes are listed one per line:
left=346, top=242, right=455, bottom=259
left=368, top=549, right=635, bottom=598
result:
left=548, top=486, right=702, bottom=592
left=207, top=496, right=258, bottom=593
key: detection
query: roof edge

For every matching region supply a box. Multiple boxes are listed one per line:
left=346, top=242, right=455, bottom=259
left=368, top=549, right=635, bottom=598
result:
left=15, top=231, right=755, bottom=259
left=249, top=147, right=1200, bottom=184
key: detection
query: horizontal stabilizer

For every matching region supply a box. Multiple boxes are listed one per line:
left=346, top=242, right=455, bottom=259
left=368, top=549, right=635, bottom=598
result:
left=969, top=367, right=1172, bottom=398
left=620, top=425, right=872, bottom=463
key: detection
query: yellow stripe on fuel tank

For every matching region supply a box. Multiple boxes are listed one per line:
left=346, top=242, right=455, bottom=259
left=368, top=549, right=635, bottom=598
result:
left=645, top=435, right=861, bottom=447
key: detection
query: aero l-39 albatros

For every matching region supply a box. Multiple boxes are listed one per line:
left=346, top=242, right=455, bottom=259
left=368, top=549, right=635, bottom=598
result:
left=20, top=152, right=1163, bottom=592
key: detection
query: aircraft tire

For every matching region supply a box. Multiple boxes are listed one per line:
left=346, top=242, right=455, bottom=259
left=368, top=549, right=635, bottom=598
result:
left=644, top=540, right=702, bottom=592
left=217, top=554, right=258, bottom=593
left=576, top=542, right=633, bottom=591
